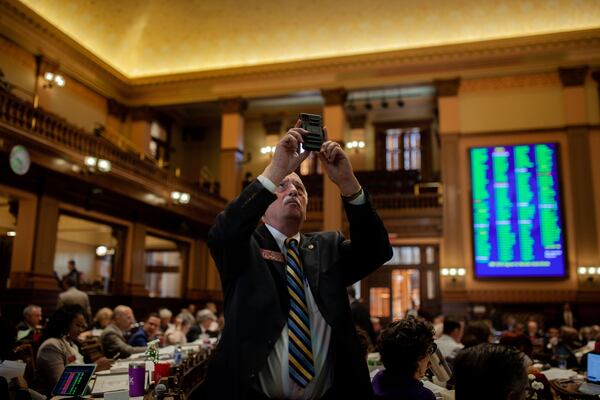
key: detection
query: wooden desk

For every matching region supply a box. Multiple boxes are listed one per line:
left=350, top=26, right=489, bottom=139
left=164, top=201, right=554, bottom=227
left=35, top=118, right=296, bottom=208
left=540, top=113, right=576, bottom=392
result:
left=550, top=379, right=599, bottom=400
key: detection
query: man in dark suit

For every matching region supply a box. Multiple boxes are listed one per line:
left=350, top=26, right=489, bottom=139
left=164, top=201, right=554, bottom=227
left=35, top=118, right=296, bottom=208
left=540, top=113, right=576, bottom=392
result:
left=202, top=120, right=392, bottom=400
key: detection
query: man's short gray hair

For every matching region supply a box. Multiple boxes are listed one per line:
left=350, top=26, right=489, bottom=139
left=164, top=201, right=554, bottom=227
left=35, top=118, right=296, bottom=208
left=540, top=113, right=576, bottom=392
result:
left=23, top=304, right=41, bottom=318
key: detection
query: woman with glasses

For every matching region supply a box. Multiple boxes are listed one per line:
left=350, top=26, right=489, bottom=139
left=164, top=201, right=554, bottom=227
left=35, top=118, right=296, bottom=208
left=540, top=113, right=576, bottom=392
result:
left=372, top=316, right=437, bottom=400
left=34, top=305, right=111, bottom=395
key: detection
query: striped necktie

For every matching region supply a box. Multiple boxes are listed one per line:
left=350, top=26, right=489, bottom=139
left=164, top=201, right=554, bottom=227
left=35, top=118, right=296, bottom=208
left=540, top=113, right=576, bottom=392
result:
left=284, top=238, right=314, bottom=388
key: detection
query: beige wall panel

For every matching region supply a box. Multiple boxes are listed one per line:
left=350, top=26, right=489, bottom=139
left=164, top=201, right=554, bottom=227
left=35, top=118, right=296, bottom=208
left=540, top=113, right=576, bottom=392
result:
left=585, top=81, right=600, bottom=125
left=0, top=37, right=36, bottom=102
left=460, top=86, right=564, bottom=133
left=591, top=129, right=600, bottom=264
left=37, top=76, right=107, bottom=133
left=455, top=132, right=577, bottom=292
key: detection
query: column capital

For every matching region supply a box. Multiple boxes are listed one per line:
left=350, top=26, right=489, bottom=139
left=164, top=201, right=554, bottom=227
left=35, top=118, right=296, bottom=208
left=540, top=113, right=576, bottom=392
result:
left=321, top=88, right=347, bottom=106
left=559, top=66, right=589, bottom=87
left=220, top=97, right=248, bottom=114
left=434, top=78, right=461, bottom=97
left=130, top=106, right=155, bottom=122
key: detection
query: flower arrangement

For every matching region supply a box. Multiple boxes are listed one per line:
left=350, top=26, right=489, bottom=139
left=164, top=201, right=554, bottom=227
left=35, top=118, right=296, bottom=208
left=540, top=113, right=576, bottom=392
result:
left=526, top=373, right=545, bottom=400
left=145, top=339, right=160, bottom=364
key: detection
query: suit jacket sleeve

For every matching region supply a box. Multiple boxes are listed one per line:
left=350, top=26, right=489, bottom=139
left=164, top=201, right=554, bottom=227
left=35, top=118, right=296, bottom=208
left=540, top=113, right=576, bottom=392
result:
left=339, top=189, right=393, bottom=286
left=101, top=328, right=146, bottom=358
left=208, top=180, right=276, bottom=284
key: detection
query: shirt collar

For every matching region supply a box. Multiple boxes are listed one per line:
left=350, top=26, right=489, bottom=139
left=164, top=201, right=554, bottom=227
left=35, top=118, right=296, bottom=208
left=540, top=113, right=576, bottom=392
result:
left=265, top=224, right=300, bottom=254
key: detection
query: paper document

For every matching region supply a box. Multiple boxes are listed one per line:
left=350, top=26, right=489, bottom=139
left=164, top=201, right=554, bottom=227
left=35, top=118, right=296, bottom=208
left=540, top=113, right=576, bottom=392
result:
left=91, top=373, right=129, bottom=394
left=541, top=368, right=577, bottom=381
left=0, top=360, right=27, bottom=380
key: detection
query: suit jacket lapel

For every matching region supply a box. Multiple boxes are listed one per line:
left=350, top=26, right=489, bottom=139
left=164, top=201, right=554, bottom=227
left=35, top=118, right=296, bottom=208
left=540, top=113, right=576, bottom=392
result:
left=256, top=224, right=288, bottom=314
left=300, top=234, right=320, bottom=297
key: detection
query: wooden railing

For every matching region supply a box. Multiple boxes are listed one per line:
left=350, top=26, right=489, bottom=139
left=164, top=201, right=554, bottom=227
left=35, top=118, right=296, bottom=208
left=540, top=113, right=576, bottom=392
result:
left=0, top=90, right=221, bottom=202
left=306, top=192, right=442, bottom=212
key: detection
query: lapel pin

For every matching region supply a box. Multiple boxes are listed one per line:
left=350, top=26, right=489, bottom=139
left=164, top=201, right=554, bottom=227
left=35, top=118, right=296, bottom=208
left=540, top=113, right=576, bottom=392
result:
left=308, top=244, right=314, bottom=250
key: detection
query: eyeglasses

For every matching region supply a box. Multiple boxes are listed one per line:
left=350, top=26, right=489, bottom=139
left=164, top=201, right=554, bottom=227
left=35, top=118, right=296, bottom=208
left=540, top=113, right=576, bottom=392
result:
left=427, top=342, right=438, bottom=355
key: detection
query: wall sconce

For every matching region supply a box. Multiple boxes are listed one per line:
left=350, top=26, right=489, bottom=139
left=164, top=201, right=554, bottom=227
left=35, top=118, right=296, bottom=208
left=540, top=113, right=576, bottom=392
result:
left=346, top=140, right=365, bottom=150
left=95, top=245, right=115, bottom=257
left=260, top=146, right=276, bottom=155
left=6, top=230, right=16, bottom=237
left=171, top=191, right=191, bottom=204
left=578, top=265, right=600, bottom=280
left=84, top=156, right=111, bottom=173
left=43, top=71, right=66, bottom=88
left=441, top=268, right=466, bottom=278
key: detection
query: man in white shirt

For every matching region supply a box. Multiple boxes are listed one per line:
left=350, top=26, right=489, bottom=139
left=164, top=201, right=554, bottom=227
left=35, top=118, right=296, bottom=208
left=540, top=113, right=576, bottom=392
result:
left=435, top=318, right=464, bottom=360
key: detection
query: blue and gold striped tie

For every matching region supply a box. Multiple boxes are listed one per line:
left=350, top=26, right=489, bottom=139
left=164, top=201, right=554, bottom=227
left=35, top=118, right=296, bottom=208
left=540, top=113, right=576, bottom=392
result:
left=284, top=238, right=314, bottom=388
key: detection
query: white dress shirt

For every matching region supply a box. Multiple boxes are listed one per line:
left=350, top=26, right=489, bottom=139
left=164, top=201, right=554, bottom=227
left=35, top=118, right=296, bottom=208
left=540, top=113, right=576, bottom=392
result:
left=435, top=334, right=463, bottom=359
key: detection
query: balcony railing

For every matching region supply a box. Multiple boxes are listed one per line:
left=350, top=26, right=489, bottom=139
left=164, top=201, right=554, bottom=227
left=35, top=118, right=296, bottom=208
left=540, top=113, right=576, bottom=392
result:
left=306, top=192, right=442, bottom=212
left=0, top=90, right=221, bottom=204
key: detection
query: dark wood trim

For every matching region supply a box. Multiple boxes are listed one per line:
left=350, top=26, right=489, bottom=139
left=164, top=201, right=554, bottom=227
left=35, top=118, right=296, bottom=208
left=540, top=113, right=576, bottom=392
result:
left=449, top=124, right=600, bottom=138
left=558, top=65, right=589, bottom=87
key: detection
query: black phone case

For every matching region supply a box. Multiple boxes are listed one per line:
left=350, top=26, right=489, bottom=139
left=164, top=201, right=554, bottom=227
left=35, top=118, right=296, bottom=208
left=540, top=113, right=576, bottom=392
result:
left=300, top=113, right=324, bottom=151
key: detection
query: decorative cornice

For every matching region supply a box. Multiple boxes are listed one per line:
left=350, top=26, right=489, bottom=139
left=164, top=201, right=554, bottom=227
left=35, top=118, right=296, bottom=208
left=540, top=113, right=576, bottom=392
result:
left=4, top=0, right=600, bottom=105
left=321, top=88, right=347, bottom=106
left=558, top=65, right=589, bottom=87
left=434, top=78, right=461, bottom=97
left=461, top=72, right=560, bottom=92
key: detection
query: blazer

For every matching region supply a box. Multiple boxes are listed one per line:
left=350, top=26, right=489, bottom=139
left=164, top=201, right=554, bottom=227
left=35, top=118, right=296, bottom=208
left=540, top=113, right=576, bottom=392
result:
left=200, top=180, right=392, bottom=399
left=100, top=323, right=146, bottom=358
left=35, top=337, right=77, bottom=395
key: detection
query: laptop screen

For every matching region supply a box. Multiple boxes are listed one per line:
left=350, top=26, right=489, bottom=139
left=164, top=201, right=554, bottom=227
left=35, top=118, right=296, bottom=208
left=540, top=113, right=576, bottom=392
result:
left=52, top=364, right=96, bottom=396
left=589, top=353, right=600, bottom=384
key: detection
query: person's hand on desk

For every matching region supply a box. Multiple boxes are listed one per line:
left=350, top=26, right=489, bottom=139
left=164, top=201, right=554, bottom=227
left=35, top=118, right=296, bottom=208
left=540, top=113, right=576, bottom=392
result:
left=95, top=357, right=115, bottom=372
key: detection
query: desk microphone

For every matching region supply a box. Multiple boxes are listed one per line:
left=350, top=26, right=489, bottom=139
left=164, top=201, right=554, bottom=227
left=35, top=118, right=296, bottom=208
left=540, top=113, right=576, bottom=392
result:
left=155, top=383, right=167, bottom=400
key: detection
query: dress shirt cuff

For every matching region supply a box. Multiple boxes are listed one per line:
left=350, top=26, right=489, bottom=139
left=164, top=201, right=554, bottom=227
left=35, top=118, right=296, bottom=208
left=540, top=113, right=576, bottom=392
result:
left=347, top=190, right=366, bottom=205
left=257, top=174, right=277, bottom=193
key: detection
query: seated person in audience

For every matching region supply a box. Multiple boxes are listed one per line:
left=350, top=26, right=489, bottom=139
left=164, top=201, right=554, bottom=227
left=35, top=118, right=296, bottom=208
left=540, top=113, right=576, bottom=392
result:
left=93, top=307, right=113, bottom=330
left=35, top=305, right=112, bottom=395
left=129, top=313, right=161, bottom=346
left=16, top=304, right=43, bottom=344
left=461, top=320, right=492, bottom=348
left=158, top=308, right=173, bottom=334
left=196, top=309, right=219, bottom=337
left=101, top=305, right=146, bottom=358
left=435, top=318, right=463, bottom=360
left=454, top=343, right=528, bottom=400
left=57, top=276, right=92, bottom=322
left=553, top=326, right=580, bottom=369
left=526, top=321, right=542, bottom=344
left=164, top=313, right=191, bottom=345
left=372, top=316, right=437, bottom=400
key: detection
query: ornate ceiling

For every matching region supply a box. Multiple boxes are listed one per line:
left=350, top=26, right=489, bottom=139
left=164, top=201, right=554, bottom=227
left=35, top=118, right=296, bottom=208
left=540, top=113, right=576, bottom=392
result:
left=17, top=0, right=600, bottom=79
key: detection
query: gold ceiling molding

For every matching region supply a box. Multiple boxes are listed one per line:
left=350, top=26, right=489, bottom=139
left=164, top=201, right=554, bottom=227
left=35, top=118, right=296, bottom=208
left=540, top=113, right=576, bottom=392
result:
left=460, top=72, right=561, bottom=92
left=2, top=0, right=600, bottom=106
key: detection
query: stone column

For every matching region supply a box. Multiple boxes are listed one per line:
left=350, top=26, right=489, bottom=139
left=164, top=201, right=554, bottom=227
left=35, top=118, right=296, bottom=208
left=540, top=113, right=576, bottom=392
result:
left=127, top=222, right=149, bottom=296
left=559, top=66, right=599, bottom=266
left=321, top=88, right=347, bottom=232
left=434, top=78, right=462, bottom=274
left=29, top=195, right=60, bottom=289
left=219, top=98, right=247, bottom=200
left=8, top=196, right=37, bottom=288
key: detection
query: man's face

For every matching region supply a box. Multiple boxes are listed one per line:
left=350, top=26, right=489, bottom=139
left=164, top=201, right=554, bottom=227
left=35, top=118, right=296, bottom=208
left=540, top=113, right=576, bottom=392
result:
left=116, top=309, right=134, bottom=330
left=27, top=308, right=42, bottom=327
left=263, top=173, right=308, bottom=227
left=144, top=316, right=160, bottom=337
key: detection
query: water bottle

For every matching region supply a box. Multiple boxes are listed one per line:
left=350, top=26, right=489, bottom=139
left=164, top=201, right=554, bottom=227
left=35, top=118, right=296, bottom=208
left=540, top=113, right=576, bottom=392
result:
left=173, top=345, right=182, bottom=365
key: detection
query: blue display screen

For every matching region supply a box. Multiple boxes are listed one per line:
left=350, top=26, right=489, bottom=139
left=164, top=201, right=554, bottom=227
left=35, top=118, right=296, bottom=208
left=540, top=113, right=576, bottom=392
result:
left=470, top=143, right=566, bottom=278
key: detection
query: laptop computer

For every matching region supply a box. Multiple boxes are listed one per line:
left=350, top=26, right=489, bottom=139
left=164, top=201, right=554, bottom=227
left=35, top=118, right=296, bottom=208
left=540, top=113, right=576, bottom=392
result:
left=579, top=352, right=600, bottom=395
left=51, top=364, right=96, bottom=398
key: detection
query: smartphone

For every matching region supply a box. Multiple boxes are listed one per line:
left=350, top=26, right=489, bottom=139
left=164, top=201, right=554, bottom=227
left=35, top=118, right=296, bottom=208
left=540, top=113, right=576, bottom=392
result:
left=299, top=113, right=324, bottom=151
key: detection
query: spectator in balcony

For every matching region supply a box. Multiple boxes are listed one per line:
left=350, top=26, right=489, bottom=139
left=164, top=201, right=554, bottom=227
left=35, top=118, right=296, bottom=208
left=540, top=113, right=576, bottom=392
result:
left=62, top=260, right=82, bottom=288
left=57, top=276, right=92, bottom=322
left=372, top=316, right=437, bottom=400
